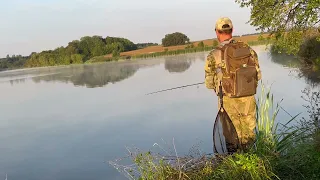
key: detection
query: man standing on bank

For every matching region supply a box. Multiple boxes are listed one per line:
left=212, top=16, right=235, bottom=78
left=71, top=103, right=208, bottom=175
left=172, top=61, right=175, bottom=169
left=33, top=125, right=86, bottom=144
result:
left=204, top=17, right=262, bottom=152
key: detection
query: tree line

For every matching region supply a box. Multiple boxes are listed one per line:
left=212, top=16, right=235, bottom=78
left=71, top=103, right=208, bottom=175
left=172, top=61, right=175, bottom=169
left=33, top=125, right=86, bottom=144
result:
left=24, top=36, right=139, bottom=68
left=1, top=36, right=168, bottom=70
left=0, top=55, right=29, bottom=71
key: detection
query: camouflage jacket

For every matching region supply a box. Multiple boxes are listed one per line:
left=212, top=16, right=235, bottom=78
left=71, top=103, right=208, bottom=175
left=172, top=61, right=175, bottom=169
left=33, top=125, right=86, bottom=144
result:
left=204, top=38, right=262, bottom=94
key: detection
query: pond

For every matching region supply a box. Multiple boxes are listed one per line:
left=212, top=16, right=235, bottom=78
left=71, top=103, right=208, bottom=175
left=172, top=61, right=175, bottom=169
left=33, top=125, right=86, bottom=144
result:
left=0, top=45, right=319, bottom=180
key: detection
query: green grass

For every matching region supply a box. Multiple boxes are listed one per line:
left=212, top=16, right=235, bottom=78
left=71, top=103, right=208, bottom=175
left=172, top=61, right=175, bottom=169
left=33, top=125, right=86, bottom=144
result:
left=85, top=55, right=119, bottom=64
left=271, top=140, right=320, bottom=180
left=130, top=46, right=214, bottom=59
left=247, top=40, right=270, bottom=46
left=211, top=153, right=277, bottom=180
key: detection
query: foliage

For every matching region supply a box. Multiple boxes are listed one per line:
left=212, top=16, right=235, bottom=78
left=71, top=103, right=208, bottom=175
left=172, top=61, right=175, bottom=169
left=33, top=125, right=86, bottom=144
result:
left=112, top=50, right=121, bottom=58
left=162, top=32, right=190, bottom=47
left=299, top=88, right=320, bottom=137
left=0, top=55, right=29, bottom=71
left=235, top=0, right=320, bottom=56
left=246, top=40, right=269, bottom=46
left=109, top=141, right=276, bottom=180
left=197, top=41, right=204, bottom=48
left=298, top=35, right=320, bottom=69
left=24, top=48, right=84, bottom=67
left=185, top=43, right=195, bottom=49
left=267, top=87, right=320, bottom=180
left=78, top=36, right=107, bottom=59
left=23, top=35, right=137, bottom=68
left=136, top=43, right=159, bottom=49
left=105, top=36, right=137, bottom=52
left=212, top=153, right=277, bottom=180
left=2, top=34, right=266, bottom=70
left=271, top=140, right=320, bottom=180
left=249, top=84, right=305, bottom=158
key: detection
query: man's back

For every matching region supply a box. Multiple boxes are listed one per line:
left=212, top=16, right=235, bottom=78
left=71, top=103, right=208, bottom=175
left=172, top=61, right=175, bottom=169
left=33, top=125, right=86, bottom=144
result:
left=204, top=38, right=261, bottom=149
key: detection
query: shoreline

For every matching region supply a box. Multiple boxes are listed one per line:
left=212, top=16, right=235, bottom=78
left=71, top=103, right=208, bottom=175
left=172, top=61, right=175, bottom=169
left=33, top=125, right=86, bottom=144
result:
left=0, top=42, right=269, bottom=73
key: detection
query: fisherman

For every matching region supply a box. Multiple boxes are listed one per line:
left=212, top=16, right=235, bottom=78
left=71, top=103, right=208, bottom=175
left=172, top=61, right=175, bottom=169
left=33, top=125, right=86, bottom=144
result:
left=204, top=17, right=262, bottom=152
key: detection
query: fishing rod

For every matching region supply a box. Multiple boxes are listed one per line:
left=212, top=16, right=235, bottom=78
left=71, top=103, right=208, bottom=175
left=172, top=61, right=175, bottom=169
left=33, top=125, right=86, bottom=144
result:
left=145, top=82, right=204, bottom=95
left=145, top=82, right=295, bottom=117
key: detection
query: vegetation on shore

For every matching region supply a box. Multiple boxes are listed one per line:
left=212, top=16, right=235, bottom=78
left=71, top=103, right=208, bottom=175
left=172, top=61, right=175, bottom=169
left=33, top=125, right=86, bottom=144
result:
left=86, top=39, right=269, bottom=64
left=0, top=55, right=29, bottom=71
left=235, top=0, right=320, bottom=71
left=162, top=32, right=190, bottom=47
left=1, top=32, right=268, bottom=71
left=109, top=85, right=320, bottom=180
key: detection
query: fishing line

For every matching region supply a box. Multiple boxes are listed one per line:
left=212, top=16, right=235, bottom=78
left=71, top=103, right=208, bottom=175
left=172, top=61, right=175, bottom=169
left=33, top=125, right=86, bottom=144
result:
left=145, top=82, right=295, bottom=118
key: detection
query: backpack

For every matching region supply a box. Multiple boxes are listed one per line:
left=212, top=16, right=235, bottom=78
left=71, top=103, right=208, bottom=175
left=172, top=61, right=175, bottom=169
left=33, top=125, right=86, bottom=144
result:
left=215, top=40, right=258, bottom=98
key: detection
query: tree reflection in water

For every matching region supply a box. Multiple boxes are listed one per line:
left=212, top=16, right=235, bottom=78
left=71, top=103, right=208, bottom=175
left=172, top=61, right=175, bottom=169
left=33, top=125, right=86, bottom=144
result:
left=164, top=53, right=206, bottom=73
left=31, top=63, right=140, bottom=88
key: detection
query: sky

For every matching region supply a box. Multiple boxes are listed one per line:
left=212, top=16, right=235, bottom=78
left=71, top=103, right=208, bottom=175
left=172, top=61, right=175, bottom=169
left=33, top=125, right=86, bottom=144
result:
left=0, top=0, right=257, bottom=57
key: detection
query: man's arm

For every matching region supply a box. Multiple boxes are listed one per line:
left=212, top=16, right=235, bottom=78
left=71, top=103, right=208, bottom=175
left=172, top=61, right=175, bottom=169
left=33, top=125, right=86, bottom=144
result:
left=204, top=51, right=218, bottom=92
left=250, top=48, right=262, bottom=81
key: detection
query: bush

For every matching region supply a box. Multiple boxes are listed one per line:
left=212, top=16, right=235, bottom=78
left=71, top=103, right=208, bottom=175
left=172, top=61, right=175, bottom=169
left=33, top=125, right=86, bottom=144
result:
left=162, top=32, right=190, bottom=47
left=198, top=41, right=204, bottom=48
left=112, top=50, right=120, bottom=58
left=298, top=35, right=320, bottom=68
left=272, top=141, right=320, bottom=180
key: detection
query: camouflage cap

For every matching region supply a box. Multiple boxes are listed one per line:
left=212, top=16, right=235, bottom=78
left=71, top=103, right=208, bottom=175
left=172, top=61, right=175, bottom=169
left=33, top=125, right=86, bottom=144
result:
left=215, top=17, right=233, bottom=31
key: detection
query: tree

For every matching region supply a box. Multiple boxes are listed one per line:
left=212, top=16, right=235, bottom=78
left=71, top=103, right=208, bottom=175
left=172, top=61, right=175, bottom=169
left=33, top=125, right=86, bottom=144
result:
left=198, top=41, right=204, bottom=48
left=161, top=32, right=190, bottom=47
left=235, top=0, right=320, bottom=55
left=105, top=36, right=137, bottom=52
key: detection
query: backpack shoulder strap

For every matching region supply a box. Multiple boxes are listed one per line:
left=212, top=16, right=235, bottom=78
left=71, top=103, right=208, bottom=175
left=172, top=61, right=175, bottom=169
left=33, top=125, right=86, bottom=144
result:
left=212, top=48, right=222, bottom=65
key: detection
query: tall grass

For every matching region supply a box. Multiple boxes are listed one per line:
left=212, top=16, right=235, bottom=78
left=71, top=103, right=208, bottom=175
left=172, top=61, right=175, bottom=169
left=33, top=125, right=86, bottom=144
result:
left=250, top=84, right=305, bottom=158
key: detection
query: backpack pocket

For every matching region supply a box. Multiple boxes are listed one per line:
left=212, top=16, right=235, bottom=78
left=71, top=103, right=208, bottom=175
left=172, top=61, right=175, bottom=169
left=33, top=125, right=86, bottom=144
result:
left=234, top=66, right=257, bottom=97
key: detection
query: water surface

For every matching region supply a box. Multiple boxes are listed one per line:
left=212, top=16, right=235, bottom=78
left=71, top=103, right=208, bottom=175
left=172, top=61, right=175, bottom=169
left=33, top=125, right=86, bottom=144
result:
left=0, top=46, right=319, bottom=180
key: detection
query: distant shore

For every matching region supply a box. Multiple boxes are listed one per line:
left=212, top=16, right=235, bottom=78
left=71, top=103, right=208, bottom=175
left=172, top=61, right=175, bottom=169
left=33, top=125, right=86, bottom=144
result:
left=0, top=34, right=269, bottom=72
left=86, top=34, right=269, bottom=64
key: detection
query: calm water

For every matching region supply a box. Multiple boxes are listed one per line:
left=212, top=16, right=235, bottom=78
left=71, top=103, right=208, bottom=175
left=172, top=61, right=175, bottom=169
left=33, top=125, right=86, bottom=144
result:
left=0, top=45, right=319, bottom=180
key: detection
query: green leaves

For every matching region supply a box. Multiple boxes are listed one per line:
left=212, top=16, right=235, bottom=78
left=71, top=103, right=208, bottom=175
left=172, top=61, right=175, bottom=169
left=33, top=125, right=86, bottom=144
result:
left=23, top=35, right=138, bottom=68
left=162, top=32, right=190, bottom=47
left=213, top=153, right=277, bottom=180
left=235, top=0, right=320, bottom=56
left=0, top=55, right=28, bottom=70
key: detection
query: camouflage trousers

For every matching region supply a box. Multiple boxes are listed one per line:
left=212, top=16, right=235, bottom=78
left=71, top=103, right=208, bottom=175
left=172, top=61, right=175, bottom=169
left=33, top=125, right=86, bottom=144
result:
left=218, top=95, right=257, bottom=149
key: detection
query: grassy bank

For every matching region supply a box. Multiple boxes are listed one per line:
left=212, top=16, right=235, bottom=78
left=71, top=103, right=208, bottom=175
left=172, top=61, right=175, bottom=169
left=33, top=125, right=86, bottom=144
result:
left=109, top=84, right=320, bottom=180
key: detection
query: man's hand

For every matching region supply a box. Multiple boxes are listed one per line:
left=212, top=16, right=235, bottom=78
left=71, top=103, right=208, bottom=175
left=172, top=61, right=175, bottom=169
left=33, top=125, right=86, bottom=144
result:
left=216, top=69, right=223, bottom=81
